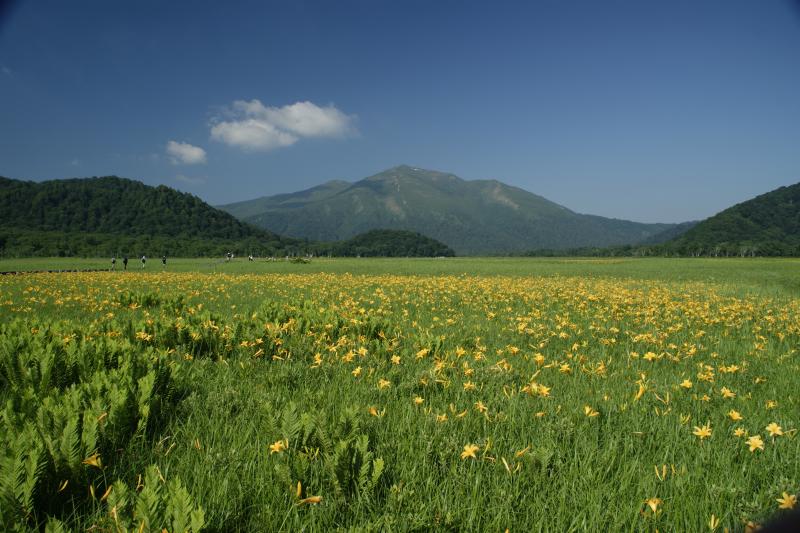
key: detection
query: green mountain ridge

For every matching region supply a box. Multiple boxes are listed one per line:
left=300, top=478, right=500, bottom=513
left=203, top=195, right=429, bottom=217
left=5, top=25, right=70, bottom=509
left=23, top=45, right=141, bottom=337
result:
left=0, top=175, right=458, bottom=258
left=665, top=182, right=800, bottom=256
left=220, top=165, right=680, bottom=254
left=0, top=175, right=297, bottom=256
left=224, top=179, right=352, bottom=218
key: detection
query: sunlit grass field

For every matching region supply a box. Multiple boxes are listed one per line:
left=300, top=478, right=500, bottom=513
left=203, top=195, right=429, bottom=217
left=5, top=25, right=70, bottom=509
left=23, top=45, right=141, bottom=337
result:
left=1, top=258, right=798, bottom=531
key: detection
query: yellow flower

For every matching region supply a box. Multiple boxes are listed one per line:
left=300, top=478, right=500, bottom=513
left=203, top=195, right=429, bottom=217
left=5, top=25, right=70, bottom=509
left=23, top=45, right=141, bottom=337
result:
left=746, top=435, right=764, bottom=452
left=413, top=396, right=424, bottom=405
left=297, top=495, right=322, bottom=505
left=135, top=331, right=152, bottom=342
left=777, top=492, right=797, bottom=510
left=82, top=453, right=102, bottom=468
left=460, top=444, right=480, bottom=460
left=351, top=366, right=362, bottom=377
left=634, top=383, right=647, bottom=401
left=378, top=378, right=391, bottom=389
left=765, top=423, right=783, bottom=437
left=269, top=439, right=288, bottom=454
left=415, top=348, right=430, bottom=359
left=391, top=355, right=401, bottom=365
left=463, top=381, right=477, bottom=391
left=584, top=406, right=599, bottom=417
left=727, top=410, right=743, bottom=421
left=693, top=424, right=712, bottom=440
left=680, top=379, right=693, bottom=389
left=644, top=497, right=662, bottom=513
left=720, top=387, right=736, bottom=399
left=733, top=427, right=748, bottom=438
left=474, top=401, right=488, bottom=414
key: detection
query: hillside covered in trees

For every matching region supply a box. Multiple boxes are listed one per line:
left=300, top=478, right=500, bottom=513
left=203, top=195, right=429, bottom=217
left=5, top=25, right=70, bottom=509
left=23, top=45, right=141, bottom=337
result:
left=320, top=229, right=455, bottom=257
left=518, top=183, right=800, bottom=257
left=0, top=176, right=297, bottom=257
left=663, top=182, right=800, bottom=256
left=0, top=177, right=457, bottom=258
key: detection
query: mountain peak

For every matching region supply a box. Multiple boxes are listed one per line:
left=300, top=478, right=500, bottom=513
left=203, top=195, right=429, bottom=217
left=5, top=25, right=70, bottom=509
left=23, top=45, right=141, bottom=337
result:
left=220, top=166, right=680, bottom=254
left=366, top=165, right=461, bottom=183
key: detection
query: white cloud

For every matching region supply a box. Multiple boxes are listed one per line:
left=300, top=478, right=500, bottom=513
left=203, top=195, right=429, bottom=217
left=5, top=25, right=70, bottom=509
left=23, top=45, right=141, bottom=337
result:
left=166, top=140, right=207, bottom=165
left=210, top=99, right=356, bottom=151
left=210, top=119, right=298, bottom=151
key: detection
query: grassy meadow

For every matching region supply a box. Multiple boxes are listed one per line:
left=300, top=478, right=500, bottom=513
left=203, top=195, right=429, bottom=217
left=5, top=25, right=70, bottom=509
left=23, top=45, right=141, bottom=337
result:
left=1, top=257, right=798, bottom=531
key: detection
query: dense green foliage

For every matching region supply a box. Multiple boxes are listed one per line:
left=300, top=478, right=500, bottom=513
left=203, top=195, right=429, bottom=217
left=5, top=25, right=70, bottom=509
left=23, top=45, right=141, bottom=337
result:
left=0, top=228, right=303, bottom=259
left=220, top=165, right=678, bottom=254
left=0, top=176, right=296, bottom=257
left=0, top=315, right=204, bottom=530
left=663, top=182, right=800, bottom=256
left=319, top=229, right=455, bottom=257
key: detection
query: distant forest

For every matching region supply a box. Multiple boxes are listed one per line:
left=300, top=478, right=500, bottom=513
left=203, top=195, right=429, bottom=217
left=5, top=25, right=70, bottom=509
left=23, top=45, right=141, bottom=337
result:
left=520, top=183, right=800, bottom=257
left=0, top=176, right=454, bottom=258
left=0, top=176, right=296, bottom=257
left=318, top=229, right=454, bottom=257
left=2, top=175, right=799, bottom=258
left=663, top=182, right=800, bottom=257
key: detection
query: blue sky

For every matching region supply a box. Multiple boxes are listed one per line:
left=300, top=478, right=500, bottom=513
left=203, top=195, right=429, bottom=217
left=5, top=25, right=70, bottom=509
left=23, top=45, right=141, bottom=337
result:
left=1, top=0, right=799, bottom=223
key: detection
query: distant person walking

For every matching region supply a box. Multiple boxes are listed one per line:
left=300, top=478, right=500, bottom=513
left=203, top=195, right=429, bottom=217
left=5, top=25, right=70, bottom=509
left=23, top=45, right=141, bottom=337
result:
left=111, top=256, right=116, bottom=271
left=248, top=254, right=254, bottom=262
left=141, top=255, right=146, bottom=269
left=162, top=255, right=167, bottom=268
left=123, top=256, right=128, bottom=270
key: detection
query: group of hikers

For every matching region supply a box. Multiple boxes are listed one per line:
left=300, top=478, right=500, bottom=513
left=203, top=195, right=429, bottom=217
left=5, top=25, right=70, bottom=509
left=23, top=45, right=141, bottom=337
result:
left=108, top=253, right=297, bottom=271
left=110, top=255, right=167, bottom=270
left=226, top=252, right=255, bottom=262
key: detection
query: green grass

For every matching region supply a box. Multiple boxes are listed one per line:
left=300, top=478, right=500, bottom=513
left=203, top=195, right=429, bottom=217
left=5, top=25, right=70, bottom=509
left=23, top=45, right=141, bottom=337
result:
left=0, top=259, right=798, bottom=531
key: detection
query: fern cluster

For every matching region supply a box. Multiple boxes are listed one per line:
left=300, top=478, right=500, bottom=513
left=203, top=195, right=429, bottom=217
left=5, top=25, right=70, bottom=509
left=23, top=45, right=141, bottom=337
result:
left=0, top=319, right=201, bottom=531
left=270, top=404, right=387, bottom=510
